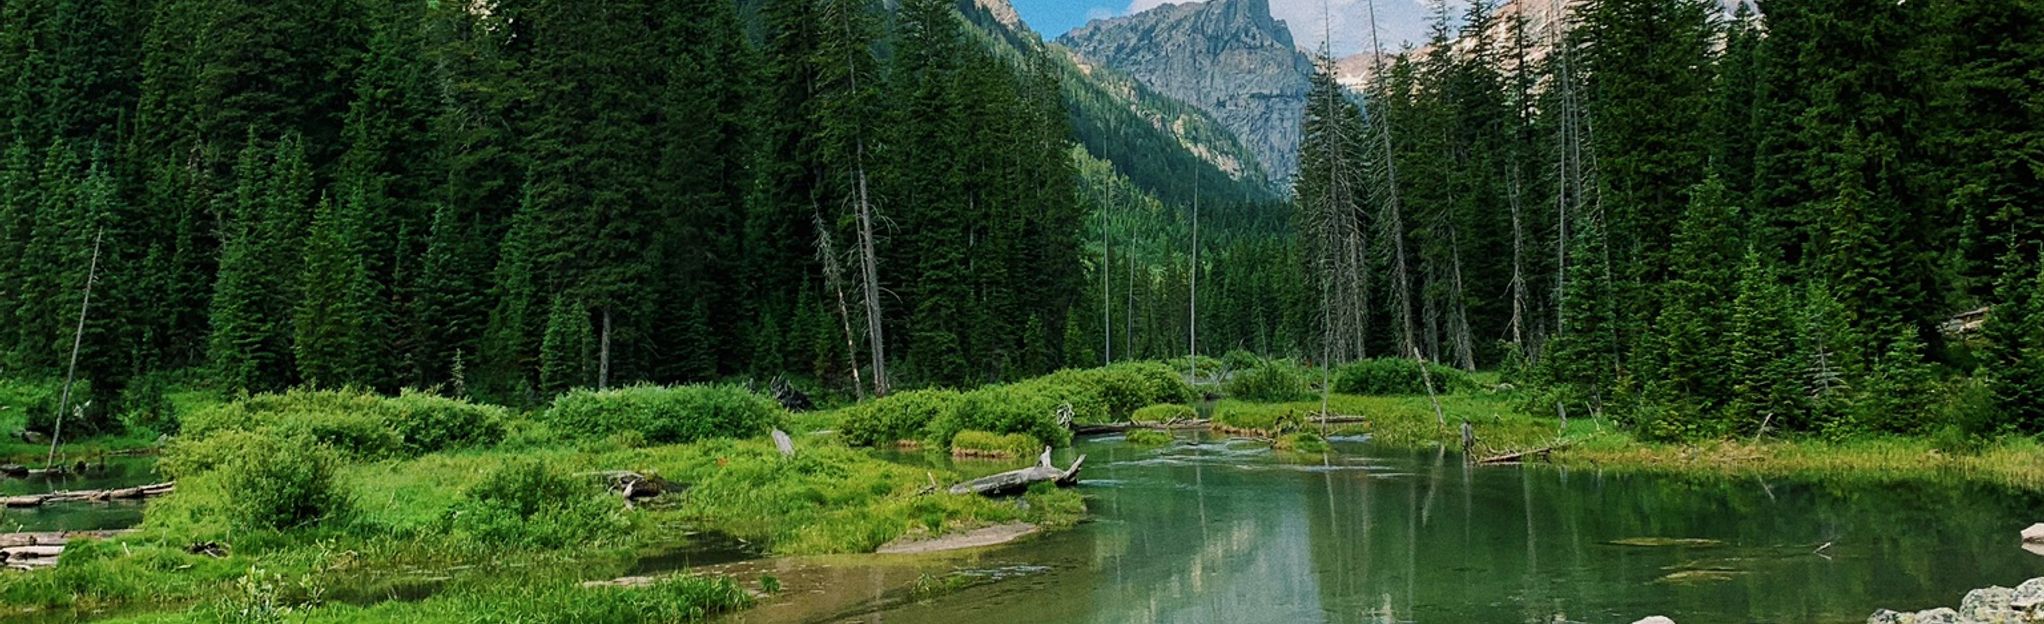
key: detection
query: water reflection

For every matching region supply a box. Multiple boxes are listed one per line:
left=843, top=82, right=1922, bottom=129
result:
left=840, top=433, right=2044, bottom=624
left=0, top=455, right=159, bottom=533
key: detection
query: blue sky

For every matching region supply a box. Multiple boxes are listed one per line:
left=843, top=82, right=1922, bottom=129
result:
left=1008, top=0, right=1125, bottom=40
left=1008, top=0, right=1444, bottom=57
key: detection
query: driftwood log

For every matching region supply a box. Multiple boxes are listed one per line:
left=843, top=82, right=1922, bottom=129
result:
left=0, top=530, right=133, bottom=571
left=1478, top=444, right=1569, bottom=465
left=584, top=471, right=666, bottom=500
left=948, top=447, right=1084, bottom=497
left=0, top=481, right=174, bottom=508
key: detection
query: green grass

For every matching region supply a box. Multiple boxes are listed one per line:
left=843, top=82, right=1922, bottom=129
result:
left=1274, top=432, right=1329, bottom=453
left=1130, top=404, right=1195, bottom=424
left=1250, top=386, right=2044, bottom=491
left=0, top=384, right=1091, bottom=621
left=949, top=430, right=1041, bottom=459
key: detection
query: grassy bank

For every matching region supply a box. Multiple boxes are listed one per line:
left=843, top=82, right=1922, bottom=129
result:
left=1217, top=384, right=2044, bottom=490
left=0, top=385, right=1083, bottom=622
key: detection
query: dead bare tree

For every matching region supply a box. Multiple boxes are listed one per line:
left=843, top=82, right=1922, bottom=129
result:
left=1365, top=0, right=1418, bottom=361
left=48, top=228, right=103, bottom=468
left=814, top=213, right=866, bottom=401
left=836, top=5, right=888, bottom=397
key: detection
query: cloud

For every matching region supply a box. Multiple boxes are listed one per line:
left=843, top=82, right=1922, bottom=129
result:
left=1086, top=6, right=1124, bottom=21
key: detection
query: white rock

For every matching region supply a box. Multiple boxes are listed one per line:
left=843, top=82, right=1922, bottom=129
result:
left=1867, top=610, right=1908, bottom=624
left=2012, top=577, right=2044, bottom=610
left=1632, top=618, right=1677, bottom=624
left=1912, top=607, right=1960, bottom=624
left=1960, top=586, right=2014, bottom=622
left=2024, top=523, right=2044, bottom=544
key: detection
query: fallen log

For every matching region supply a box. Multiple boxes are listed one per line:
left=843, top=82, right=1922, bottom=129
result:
left=1478, top=444, right=1569, bottom=465
left=583, top=471, right=666, bottom=500
left=0, top=481, right=174, bottom=508
left=948, top=447, right=1084, bottom=497
left=0, top=530, right=131, bottom=548
left=1073, top=419, right=1212, bottom=435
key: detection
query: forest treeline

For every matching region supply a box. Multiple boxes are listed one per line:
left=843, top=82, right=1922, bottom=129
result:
left=0, top=0, right=1132, bottom=430
left=1298, top=0, right=2044, bottom=439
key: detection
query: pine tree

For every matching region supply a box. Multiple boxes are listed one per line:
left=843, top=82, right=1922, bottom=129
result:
left=1857, top=325, right=1937, bottom=434
left=1725, top=250, right=1802, bottom=434
left=1652, top=177, right=1743, bottom=412
left=539, top=293, right=587, bottom=397
left=293, top=190, right=383, bottom=389
left=12, top=140, right=84, bottom=373
left=1983, top=256, right=2044, bottom=433
left=0, top=138, right=35, bottom=365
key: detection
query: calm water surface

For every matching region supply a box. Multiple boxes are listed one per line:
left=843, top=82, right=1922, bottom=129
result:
left=826, top=433, right=2044, bottom=624
left=0, top=455, right=159, bottom=533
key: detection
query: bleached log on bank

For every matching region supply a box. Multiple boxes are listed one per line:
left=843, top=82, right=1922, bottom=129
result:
left=583, top=471, right=666, bottom=500
left=0, top=481, right=174, bottom=508
left=0, top=530, right=132, bottom=548
left=1477, top=444, right=1568, bottom=465
left=0, top=530, right=135, bottom=571
left=948, top=448, right=1084, bottom=497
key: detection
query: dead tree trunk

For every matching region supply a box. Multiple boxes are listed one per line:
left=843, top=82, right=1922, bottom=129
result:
left=853, top=143, right=888, bottom=397
left=48, top=228, right=103, bottom=467
left=814, top=213, right=866, bottom=401
left=597, top=308, right=611, bottom=390
left=947, top=447, right=1085, bottom=497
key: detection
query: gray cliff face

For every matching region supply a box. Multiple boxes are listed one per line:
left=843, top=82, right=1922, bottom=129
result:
left=1058, top=0, right=1311, bottom=183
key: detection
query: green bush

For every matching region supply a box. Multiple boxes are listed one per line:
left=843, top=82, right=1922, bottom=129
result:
left=1220, top=349, right=1262, bottom=372
left=445, top=459, right=625, bottom=548
left=838, top=390, right=960, bottom=447
left=1332, top=358, right=1474, bottom=396
left=929, top=385, right=1071, bottom=449
left=382, top=390, right=506, bottom=455
left=1212, top=401, right=1303, bottom=433
left=541, top=384, right=784, bottom=445
left=21, top=380, right=120, bottom=439
left=167, top=431, right=349, bottom=531
left=120, top=372, right=179, bottom=435
left=181, top=389, right=506, bottom=459
left=950, top=430, right=1041, bottom=459
left=1275, top=432, right=1330, bottom=453
left=1226, top=359, right=1312, bottom=402
left=1130, top=404, right=1195, bottom=424
left=1022, top=362, right=1196, bottom=423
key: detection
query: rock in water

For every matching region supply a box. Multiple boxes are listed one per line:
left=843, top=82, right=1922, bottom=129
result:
left=2023, top=523, right=2044, bottom=544
left=1632, top=617, right=1677, bottom=624
left=2013, top=577, right=2044, bottom=614
left=1958, top=586, right=2014, bottom=622
left=1867, top=610, right=1907, bottom=624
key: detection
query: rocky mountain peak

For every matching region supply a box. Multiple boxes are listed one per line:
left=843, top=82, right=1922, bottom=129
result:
left=1058, top=0, right=1313, bottom=183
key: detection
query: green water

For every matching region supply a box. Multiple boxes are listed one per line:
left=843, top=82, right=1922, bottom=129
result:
left=0, top=456, right=159, bottom=533
left=844, top=433, right=2044, bottom=623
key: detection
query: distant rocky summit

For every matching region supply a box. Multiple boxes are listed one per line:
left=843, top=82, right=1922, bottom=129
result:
left=1057, top=0, right=1311, bottom=182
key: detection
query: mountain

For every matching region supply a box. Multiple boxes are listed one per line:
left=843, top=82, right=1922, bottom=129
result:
left=1056, top=0, right=1313, bottom=184
left=956, top=0, right=1277, bottom=207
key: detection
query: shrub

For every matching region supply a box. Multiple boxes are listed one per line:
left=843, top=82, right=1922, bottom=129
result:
left=182, top=389, right=506, bottom=459
left=1212, top=401, right=1303, bottom=433
left=1226, top=359, right=1312, bottom=402
left=446, top=459, right=625, bottom=548
left=175, top=431, right=350, bottom=531
left=1130, top=404, right=1195, bottom=424
left=1275, top=432, right=1330, bottom=453
left=120, top=372, right=179, bottom=435
left=950, top=430, right=1041, bottom=459
left=22, top=380, right=120, bottom=439
left=1333, top=358, right=1474, bottom=396
left=1023, top=362, right=1196, bottom=423
left=541, top=384, right=784, bottom=444
left=381, top=390, right=506, bottom=455
left=1220, top=349, right=1262, bottom=372
left=928, top=385, right=1071, bottom=449
left=838, top=390, right=960, bottom=447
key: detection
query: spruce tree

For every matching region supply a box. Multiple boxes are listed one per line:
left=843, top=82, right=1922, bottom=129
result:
left=1652, top=177, right=1743, bottom=413
left=1726, top=251, right=1802, bottom=433
left=538, top=293, right=587, bottom=397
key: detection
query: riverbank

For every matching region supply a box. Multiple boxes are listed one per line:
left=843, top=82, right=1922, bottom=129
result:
left=1231, top=389, right=2044, bottom=490
left=0, top=387, right=1084, bottom=623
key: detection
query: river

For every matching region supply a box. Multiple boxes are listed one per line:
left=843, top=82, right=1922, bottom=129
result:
left=744, top=433, right=2044, bottom=624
